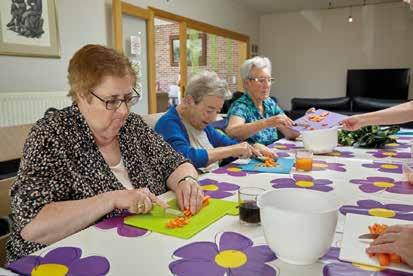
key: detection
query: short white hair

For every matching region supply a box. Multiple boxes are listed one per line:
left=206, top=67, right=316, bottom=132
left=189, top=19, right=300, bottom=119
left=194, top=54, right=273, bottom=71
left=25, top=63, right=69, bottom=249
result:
left=240, top=56, right=272, bottom=80
left=186, top=70, right=232, bottom=104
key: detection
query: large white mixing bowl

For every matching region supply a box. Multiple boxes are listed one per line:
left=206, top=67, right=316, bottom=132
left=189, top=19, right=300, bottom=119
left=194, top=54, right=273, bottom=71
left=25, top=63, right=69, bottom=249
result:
left=257, top=189, right=340, bottom=265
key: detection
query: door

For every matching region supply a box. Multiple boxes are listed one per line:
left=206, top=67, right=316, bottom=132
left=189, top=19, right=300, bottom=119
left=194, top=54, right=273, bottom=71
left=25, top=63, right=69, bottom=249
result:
left=112, top=0, right=156, bottom=114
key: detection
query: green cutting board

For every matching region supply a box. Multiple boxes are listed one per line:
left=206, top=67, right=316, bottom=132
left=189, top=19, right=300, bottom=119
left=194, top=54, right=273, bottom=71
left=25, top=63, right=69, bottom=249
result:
left=124, top=198, right=238, bottom=239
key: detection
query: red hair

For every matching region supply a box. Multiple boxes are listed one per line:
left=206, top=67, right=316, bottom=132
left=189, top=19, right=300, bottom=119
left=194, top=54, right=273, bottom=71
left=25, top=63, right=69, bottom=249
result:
left=67, top=44, right=136, bottom=100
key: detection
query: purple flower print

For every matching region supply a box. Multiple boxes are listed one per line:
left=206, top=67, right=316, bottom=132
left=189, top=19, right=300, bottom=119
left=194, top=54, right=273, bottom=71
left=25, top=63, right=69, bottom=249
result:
left=274, top=151, right=290, bottom=158
left=368, top=150, right=411, bottom=159
left=322, top=150, right=355, bottom=158
left=198, top=179, right=239, bottom=199
left=350, top=176, right=413, bottom=194
left=7, top=247, right=110, bottom=276
left=95, top=212, right=148, bottom=237
left=270, top=143, right=301, bottom=150
left=212, top=164, right=257, bottom=177
left=169, top=231, right=277, bottom=276
left=271, top=174, right=333, bottom=192
left=384, top=142, right=410, bottom=149
left=362, top=162, right=403, bottom=174
left=312, top=160, right=346, bottom=172
left=340, top=199, right=413, bottom=220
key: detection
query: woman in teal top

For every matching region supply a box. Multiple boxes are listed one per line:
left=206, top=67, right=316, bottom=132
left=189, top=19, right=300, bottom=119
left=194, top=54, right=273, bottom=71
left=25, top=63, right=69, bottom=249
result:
left=226, top=56, right=299, bottom=145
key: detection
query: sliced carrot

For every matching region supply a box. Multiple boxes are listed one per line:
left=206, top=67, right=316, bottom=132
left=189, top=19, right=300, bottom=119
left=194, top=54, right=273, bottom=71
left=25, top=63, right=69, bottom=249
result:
left=202, top=195, right=211, bottom=203
left=378, top=253, right=390, bottom=266
left=367, top=224, right=401, bottom=267
left=165, top=196, right=210, bottom=228
left=389, top=253, right=402, bottom=263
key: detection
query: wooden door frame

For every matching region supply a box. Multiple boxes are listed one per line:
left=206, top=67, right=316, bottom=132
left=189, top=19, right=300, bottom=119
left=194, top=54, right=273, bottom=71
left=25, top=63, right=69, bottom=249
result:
left=112, top=0, right=156, bottom=114
left=148, top=7, right=250, bottom=97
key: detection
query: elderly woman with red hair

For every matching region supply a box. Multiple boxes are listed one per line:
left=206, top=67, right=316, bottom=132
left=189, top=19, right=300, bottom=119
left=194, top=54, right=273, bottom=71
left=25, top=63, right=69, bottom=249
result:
left=7, top=44, right=203, bottom=262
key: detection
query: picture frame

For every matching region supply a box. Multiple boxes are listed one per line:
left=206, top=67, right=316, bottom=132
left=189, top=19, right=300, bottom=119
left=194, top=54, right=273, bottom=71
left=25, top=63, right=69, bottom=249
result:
left=0, top=0, right=60, bottom=58
left=170, top=33, right=206, bottom=67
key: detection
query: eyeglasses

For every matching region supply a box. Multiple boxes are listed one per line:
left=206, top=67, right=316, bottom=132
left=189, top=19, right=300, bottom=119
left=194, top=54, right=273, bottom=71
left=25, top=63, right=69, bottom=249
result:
left=89, top=88, right=141, bottom=110
left=248, top=77, right=275, bottom=85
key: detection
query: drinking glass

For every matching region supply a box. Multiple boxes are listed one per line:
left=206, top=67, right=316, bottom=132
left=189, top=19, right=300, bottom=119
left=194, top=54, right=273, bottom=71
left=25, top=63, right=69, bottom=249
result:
left=295, top=150, right=313, bottom=171
left=238, top=187, right=265, bottom=225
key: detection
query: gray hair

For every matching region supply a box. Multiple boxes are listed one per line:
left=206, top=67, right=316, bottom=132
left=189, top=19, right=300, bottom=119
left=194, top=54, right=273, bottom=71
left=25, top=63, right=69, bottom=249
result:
left=240, top=56, right=272, bottom=80
left=186, top=71, right=232, bottom=104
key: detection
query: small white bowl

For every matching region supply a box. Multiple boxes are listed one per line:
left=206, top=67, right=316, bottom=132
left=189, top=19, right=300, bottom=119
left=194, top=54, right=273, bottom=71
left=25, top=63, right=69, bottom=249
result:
left=302, top=128, right=338, bottom=154
left=257, top=189, right=340, bottom=265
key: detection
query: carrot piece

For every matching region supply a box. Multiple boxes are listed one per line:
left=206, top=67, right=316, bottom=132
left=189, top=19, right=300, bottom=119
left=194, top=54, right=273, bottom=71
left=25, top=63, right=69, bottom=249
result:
left=378, top=253, right=390, bottom=266
left=202, top=195, right=211, bottom=203
left=390, top=253, right=402, bottom=263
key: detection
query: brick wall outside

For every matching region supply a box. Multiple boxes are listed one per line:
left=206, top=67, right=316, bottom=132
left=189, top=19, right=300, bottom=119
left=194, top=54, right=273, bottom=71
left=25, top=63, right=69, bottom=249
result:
left=155, top=23, right=240, bottom=94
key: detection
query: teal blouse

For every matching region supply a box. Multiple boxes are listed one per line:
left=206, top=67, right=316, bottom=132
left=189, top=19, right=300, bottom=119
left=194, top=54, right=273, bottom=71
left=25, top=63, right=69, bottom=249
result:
left=227, top=92, right=284, bottom=145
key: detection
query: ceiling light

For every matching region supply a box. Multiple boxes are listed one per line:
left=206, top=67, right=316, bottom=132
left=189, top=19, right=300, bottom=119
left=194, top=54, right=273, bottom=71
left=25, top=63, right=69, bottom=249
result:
left=348, top=6, right=353, bottom=23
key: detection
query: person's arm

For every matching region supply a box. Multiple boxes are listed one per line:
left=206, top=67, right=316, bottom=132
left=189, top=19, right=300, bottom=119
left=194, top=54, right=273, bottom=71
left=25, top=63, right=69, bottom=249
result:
left=21, top=189, right=162, bottom=245
left=14, top=122, right=156, bottom=245
left=225, top=115, right=291, bottom=141
left=166, top=162, right=203, bottom=214
left=204, top=126, right=256, bottom=164
left=341, top=101, right=413, bottom=131
left=278, top=125, right=300, bottom=140
left=273, top=105, right=299, bottom=140
left=206, top=142, right=256, bottom=165
left=155, top=114, right=210, bottom=168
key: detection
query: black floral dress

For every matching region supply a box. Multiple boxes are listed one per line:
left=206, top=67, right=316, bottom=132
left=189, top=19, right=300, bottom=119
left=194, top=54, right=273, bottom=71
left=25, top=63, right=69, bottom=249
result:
left=6, top=103, right=187, bottom=262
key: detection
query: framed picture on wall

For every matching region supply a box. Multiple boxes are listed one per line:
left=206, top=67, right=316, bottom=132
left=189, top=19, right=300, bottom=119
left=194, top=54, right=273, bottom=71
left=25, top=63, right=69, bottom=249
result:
left=170, top=33, right=206, bottom=67
left=0, top=0, right=60, bottom=58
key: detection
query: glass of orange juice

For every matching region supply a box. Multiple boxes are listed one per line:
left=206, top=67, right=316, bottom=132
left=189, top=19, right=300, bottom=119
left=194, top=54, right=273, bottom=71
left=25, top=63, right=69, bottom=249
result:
left=295, top=150, right=313, bottom=171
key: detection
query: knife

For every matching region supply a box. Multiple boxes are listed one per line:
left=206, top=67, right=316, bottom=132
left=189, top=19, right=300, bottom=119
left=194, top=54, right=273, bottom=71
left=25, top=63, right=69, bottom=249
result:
left=358, top=233, right=380, bottom=240
left=163, top=208, right=183, bottom=217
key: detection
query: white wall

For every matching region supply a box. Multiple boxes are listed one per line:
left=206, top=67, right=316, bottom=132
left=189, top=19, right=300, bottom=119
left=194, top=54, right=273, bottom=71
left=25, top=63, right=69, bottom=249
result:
left=0, top=0, right=259, bottom=96
left=260, top=2, right=413, bottom=110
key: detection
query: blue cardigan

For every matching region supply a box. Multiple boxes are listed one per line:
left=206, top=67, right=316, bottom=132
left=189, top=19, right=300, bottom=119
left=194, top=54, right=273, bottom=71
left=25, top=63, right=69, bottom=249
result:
left=155, top=107, right=238, bottom=168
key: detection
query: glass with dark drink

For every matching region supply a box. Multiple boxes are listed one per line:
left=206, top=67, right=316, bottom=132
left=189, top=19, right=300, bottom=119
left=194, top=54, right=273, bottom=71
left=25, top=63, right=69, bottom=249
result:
left=238, top=187, right=265, bottom=225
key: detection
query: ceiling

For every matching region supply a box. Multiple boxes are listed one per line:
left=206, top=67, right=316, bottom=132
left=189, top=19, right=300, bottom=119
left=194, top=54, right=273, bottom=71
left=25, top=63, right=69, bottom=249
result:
left=235, top=0, right=402, bottom=14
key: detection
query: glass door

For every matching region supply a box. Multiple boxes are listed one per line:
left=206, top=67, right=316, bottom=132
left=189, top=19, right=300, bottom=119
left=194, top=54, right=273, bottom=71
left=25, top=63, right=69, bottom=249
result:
left=112, top=0, right=156, bottom=113
left=154, top=18, right=181, bottom=112
left=186, top=28, right=248, bottom=94
left=122, top=15, right=148, bottom=115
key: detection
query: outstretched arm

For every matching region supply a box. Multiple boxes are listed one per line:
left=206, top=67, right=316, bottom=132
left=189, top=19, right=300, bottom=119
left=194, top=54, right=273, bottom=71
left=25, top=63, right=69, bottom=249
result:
left=341, top=101, right=413, bottom=131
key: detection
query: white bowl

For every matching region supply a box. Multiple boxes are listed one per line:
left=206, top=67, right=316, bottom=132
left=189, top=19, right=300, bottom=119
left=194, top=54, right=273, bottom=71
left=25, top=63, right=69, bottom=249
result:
left=302, top=128, right=338, bottom=154
left=257, top=189, right=340, bottom=265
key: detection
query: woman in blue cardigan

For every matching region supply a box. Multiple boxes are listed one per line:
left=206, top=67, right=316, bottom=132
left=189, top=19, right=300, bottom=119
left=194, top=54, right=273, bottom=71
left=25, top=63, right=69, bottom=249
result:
left=155, top=71, right=275, bottom=171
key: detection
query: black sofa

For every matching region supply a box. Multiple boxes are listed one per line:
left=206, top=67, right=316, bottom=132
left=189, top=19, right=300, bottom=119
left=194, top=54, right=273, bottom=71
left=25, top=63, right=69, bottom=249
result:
left=288, top=96, right=412, bottom=128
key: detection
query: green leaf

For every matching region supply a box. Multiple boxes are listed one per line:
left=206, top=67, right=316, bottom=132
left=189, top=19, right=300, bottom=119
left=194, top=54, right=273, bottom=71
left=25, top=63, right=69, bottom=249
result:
left=338, top=125, right=400, bottom=148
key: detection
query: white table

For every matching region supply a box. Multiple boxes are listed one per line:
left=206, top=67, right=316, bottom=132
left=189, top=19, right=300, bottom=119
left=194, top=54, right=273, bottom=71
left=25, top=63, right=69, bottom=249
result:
left=6, top=136, right=413, bottom=275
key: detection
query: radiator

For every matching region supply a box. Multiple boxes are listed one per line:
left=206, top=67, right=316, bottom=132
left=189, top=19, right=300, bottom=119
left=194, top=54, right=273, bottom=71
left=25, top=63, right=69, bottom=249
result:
left=0, top=91, right=72, bottom=127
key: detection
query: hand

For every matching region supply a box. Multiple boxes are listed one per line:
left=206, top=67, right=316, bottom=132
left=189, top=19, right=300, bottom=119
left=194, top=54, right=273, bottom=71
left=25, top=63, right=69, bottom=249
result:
left=252, top=143, right=277, bottom=159
left=266, top=114, right=294, bottom=128
left=175, top=178, right=204, bottom=214
left=305, top=107, right=316, bottom=114
left=230, top=142, right=254, bottom=159
left=367, top=224, right=413, bottom=267
left=340, top=116, right=364, bottom=131
left=110, top=189, right=163, bottom=214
